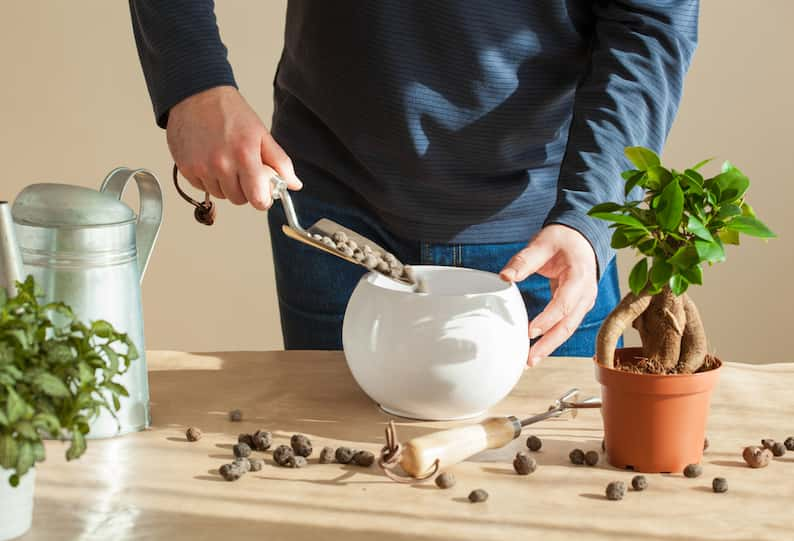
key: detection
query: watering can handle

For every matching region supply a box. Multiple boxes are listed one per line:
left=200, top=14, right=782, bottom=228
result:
left=100, top=167, right=163, bottom=282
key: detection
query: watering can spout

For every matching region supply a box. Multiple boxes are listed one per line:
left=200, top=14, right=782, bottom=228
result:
left=0, top=201, right=24, bottom=297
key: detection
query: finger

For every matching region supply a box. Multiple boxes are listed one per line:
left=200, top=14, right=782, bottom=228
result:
left=528, top=270, right=584, bottom=339
left=261, top=135, right=303, bottom=190
left=238, top=151, right=273, bottom=211
left=202, top=177, right=225, bottom=199
left=528, top=301, right=591, bottom=365
left=214, top=160, right=247, bottom=206
left=499, top=241, right=555, bottom=283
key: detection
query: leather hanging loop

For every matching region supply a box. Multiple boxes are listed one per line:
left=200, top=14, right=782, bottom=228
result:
left=172, top=164, right=216, bottom=226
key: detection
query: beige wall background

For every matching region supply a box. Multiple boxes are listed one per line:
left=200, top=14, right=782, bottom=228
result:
left=1, top=2, right=790, bottom=363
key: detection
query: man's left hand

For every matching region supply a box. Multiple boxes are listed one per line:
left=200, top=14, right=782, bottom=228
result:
left=499, top=225, right=598, bottom=367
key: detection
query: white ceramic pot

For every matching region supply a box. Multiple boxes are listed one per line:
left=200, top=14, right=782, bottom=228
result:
left=0, top=467, right=35, bottom=541
left=343, top=265, right=529, bottom=420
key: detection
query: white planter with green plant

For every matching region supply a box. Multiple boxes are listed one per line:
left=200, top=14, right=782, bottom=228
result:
left=0, top=277, right=137, bottom=541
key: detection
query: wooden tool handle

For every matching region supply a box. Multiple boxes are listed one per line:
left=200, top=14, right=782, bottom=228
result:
left=399, top=416, right=521, bottom=477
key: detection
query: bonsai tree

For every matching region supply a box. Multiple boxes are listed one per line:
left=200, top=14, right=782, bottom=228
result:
left=0, top=277, right=138, bottom=486
left=590, top=147, right=775, bottom=374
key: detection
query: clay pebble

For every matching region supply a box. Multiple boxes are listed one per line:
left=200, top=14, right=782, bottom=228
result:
left=712, top=477, right=728, bottom=493
left=185, top=427, right=202, bottom=442
left=249, top=458, right=264, bottom=472
left=332, top=231, right=348, bottom=243
left=352, top=450, right=376, bottom=467
left=233, top=443, right=252, bottom=459
left=584, top=450, right=600, bottom=466
left=228, top=409, right=243, bottom=422
left=785, top=437, right=794, bottom=451
left=569, top=448, right=586, bottom=465
left=683, top=463, right=703, bottom=478
left=468, top=489, right=489, bottom=503
left=219, top=463, right=244, bottom=481
left=237, top=433, right=254, bottom=447
left=513, top=452, right=537, bottom=475
left=771, top=441, right=787, bottom=457
left=761, top=438, right=775, bottom=450
left=319, top=446, right=336, bottom=464
left=526, top=435, right=542, bottom=452
left=743, top=446, right=772, bottom=468
left=335, top=447, right=356, bottom=464
left=606, top=481, right=626, bottom=501
left=251, top=430, right=273, bottom=452
left=286, top=455, right=308, bottom=469
left=364, top=255, right=379, bottom=270
left=290, top=434, right=313, bottom=458
left=631, top=475, right=648, bottom=491
left=273, top=445, right=295, bottom=467
left=435, top=472, right=456, bottom=489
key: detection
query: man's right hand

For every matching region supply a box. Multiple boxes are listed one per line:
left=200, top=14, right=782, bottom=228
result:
left=167, top=86, right=302, bottom=210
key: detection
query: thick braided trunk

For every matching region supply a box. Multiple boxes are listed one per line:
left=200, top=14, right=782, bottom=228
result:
left=596, top=289, right=709, bottom=374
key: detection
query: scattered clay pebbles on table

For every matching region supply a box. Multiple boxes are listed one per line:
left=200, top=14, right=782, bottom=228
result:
left=526, top=435, right=542, bottom=452
left=185, top=426, right=202, bottom=442
left=513, top=452, right=537, bottom=475
left=631, top=475, right=648, bottom=491
left=712, top=477, right=728, bottom=493
left=569, top=448, right=586, bottom=465
left=319, top=446, right=335, bottom=464
left=683, top=463, right=703, bottom=478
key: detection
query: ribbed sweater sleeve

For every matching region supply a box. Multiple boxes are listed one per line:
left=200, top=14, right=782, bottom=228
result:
left=129, top=0, right=237, bottom=128
left=544, top=1, right=699, bottom=278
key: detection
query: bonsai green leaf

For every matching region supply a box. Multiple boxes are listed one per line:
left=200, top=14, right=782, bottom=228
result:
left=15, top=441, right=34, bottom=477
left=726, top=216, right=776, bottom=238
left=32, top=412, right=60, bottom=434
left=0, top=409, right=7, bottom=426
left=684, top=168, right=704, bottom=186
left=0, top=434, right=18, bottom=469
left=588, top=202, right=622, bottom=214
left=650, top=259, right=673, bottom=291
left=0, top=288, right=6, bottom=308
left=112, top=394, right=121, bottom=411
left=621, top=169, right=640, bottom=180
left=669, top=274, right=689, bottom=296
left=718, top=229, right=741, bottom=245
left=669, top=246, right=699, bottom=269
left=66, top=429, right=86, bottom=461
left=625, top=146, right=660, bottom=171
left=656, top=178, right=685, bottom=231
left=695, top=239, right=726, bottom=263
left=101, top=345, right=119, bottom=374
left=716, top=204, right=742, bottom=220
left=691, top=157, right=713, bottom=171
left=740, top=201, right=756, bottom=217
left=33, top=373, right=70, bottom=398
left=624, top=171, right=646, bottom=196
left=680, top=264, right=703, bottom=285
left=6, top=329, right=29, bottom=351
left=646, top=166, right=673, bottom=190
left=610, top=227, right=647, bottom=249
left=711, top=164, right=750, bottom=204
left=628, top=259, right=648, bottom=295
left=686, top=215, right=714, bottom=242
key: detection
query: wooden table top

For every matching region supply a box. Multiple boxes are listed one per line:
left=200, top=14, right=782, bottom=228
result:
left=28, top=350, right=794, bottom=541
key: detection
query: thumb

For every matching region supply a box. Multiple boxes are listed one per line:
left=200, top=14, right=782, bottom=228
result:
left=261, top=136, right=303, bottom=190
left=499, top=239, right=555, bottom=283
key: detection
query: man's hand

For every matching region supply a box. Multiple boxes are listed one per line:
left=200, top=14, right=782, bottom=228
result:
left=499, top=225, right=598, bottom=367
left=167, top=86, right=302, bottom=210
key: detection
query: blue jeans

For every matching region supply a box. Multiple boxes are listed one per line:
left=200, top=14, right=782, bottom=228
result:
left=268, top=192, right=622, bottom=356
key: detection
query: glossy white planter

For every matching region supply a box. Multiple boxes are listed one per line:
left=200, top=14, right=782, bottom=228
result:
left=343, top=265, right=529, bottom=420
left=0, top=467, right=35, bottom=541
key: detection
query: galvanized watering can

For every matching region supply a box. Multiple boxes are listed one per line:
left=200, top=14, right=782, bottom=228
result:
left=0, top=168, right=163, bottom=438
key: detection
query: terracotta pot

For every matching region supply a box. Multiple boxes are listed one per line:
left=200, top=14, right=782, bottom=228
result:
left=594, top=347, right=721, bottom=473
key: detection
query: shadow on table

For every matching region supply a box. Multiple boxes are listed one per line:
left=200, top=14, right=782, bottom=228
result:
left=148, top=351, right=438, bottom=446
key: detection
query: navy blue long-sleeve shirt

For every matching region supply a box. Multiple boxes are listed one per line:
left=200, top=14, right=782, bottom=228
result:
left=129, top=1, right=698, bottom=275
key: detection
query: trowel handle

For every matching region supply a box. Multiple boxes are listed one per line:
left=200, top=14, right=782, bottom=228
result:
left=399, top=416, right=521, bottom=478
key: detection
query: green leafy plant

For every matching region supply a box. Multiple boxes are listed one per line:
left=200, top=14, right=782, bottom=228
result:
left=590, top=147, right=775, bottom=374
left=0, top=276, right=137, bottom=486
